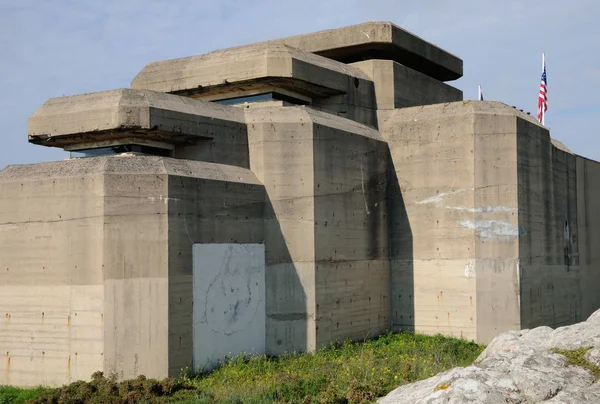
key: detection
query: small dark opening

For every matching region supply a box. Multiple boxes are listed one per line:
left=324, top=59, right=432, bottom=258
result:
left=70, top=144, right=171, bottom=158
left=214, top=92, right=309, bottom=106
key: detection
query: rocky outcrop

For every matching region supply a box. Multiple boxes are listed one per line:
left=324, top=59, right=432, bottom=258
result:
left=380, top=310, right=600, bottom=403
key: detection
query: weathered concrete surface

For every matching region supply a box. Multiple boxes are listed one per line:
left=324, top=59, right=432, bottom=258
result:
left=266, top=21, right=463, bottom=81
left=132, top=43, right=379, bottom=127
left=517, top=118, right=581, bottom=330
left=0, top=158, right=106, bottom=387
left=379, top=100, right=600, bottom=344
left=28, top=89, right=248, bottom=164
left=245, top=106, right=390, bottom=354
left=576, top=156, right=600, bottom=321
left=380, top=102, right=480, bottom=341
left=515, top=118, right=600, bottom=331
left=351, top=60, right=463, bottom=109
left=380, top=309, right=600, bottom=403
left=0, top=156, right=265, bottom=386
left=192, top=243, right=265, bottom=372
left=131, top=43, right=373, bottom=100
left=379, top=102, right=536, bottom=343
left=162, top=158, right=265, bottom=376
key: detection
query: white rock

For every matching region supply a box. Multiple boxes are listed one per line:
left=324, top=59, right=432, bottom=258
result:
left=379, top=312, right=600, bottom=404
left=587, top=309, right=600, bottom=324
left=585, top=347, right=600, bottom=368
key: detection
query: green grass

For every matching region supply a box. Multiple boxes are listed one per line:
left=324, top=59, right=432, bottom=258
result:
left=0, top=386, right=48, bottom=404
left=552, top=347, right=600, bottom=381
left=0, top=332, right=483, bottom=404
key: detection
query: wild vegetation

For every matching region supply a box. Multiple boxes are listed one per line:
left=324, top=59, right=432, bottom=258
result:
left=551, top=347, right=600, bottom=381
left=0, top=332, right=483, bottom=403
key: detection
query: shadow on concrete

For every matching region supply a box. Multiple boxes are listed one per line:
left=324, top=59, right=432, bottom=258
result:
left=263, top=195, right=308, bottom=355
left=387, top=153, right=415, bottom=333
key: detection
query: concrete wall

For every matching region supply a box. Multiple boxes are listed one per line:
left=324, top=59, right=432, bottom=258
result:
left=311, top=73, right=378, bottom=128
left=101, top=158, right=170, bottom=380
left=311, top=112, right=390, bottom=345
left=380, top=102, right=529, bottom=343
left=576, top=156, right=600, bottom=319
left=472, top=107, right=521, bottom=344
left=0, top=156, right=266, bottom=386
left=246, top=106, right=391, bottom=353
left=351, top=60, right=462, bottom=110
left=0, top=160, right=106, bottom=387
left=192, top=243, right=265, bottom=371
left=516, top=118, right=600, bottom=330
left=380, top=100, right=600, bottom=344
left=162, top=159, right=265, bottom=376
left=245, top=107, right=318, bottom=354
left=379, top=103, right=478, bottom=341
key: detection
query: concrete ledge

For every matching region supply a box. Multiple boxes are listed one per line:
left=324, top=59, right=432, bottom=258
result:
left=245, top=105, right=385, bottom=143
left=267, top=21, right=462, bottom=82
left=28, top=89, right=246, bottom=148
left=131, top=43, right=372, bottom=100
left=379, top=101, right=548, bottom=125
left=0, top=155, right=262, bottom=185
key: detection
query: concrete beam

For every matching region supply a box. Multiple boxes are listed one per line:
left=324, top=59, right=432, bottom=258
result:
left=131, top=43, right=373, bottom=101
left=267, top=21, right=462, bottom=82
left=28, top=89, right=245, bottom=148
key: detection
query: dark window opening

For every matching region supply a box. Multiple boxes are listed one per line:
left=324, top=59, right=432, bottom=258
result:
left=214, top=92, right=309, bottom=106
left=69, top=144, right=171, bottom=158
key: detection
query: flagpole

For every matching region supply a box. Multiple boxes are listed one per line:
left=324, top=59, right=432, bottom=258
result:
left=542, top=53, right=545, bottom=125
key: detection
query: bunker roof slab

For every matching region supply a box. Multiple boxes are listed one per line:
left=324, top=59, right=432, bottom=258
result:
left=131, top=43, right=372, bottom=100
left=28, top=88, right=245, bottom=148
left=265, top=21, right=462, bottom=82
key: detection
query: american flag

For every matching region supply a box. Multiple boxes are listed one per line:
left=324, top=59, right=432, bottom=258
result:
left=537, top=61, right=548, bottom=123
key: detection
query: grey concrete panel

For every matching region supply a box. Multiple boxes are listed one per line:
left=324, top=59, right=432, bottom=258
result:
left=192, top=244, right=265, bottom=372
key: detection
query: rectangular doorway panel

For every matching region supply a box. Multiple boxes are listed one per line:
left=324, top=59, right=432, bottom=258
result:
left=192, top=243, right=265, bottom=371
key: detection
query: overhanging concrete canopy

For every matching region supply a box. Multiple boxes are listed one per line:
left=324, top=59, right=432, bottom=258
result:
left=131, top=43, right=373, bottom=100
left=28, top=89, right=246, bottom=148
left=266, top=21, right=463, bottom=82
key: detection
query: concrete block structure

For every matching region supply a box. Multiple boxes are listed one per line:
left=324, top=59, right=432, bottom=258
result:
left=1, top=21, right=599, bottom=387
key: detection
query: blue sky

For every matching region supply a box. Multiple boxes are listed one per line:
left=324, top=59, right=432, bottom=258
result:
left=1, top=0, right=598, bottom=167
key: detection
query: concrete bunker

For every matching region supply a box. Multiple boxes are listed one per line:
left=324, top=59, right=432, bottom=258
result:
left=1, top=21, right=599, bottom=387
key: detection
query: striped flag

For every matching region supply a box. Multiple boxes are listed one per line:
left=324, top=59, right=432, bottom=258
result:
left=537, top=55, right=548, bottom=124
